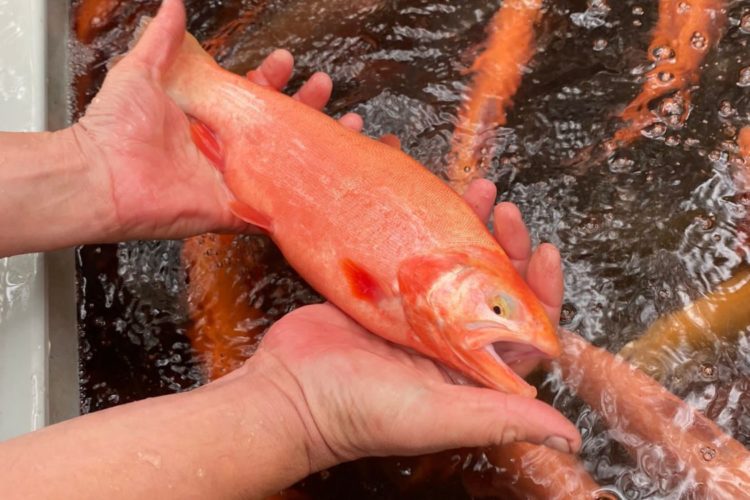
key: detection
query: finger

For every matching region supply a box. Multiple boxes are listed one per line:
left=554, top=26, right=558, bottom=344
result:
left=493, top=202, right=532, bottom=276
left=462, top=179, right=497, bottom=225
left=247, top=49, right=294, bottom=90
left=379, top=134, right=401, bottom=149
left=340, top=113, right=364, bottom=133
left=407, top=384, right=581, bottom=454
left=526, top=243, right=564, bottom=324
left=293, top=72, right=333, bottom=111
left=128, top=0, right=186, bottom=76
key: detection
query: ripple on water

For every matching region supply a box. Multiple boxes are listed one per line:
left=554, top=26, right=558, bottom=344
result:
left=74, top=0, right=750, bottom=498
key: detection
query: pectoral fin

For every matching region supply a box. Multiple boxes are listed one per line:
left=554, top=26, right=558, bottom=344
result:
left=189, top=116, right=224, bottom=171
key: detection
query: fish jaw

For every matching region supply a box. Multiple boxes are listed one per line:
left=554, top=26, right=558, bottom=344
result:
left=397, top=246, right=560, bottom=396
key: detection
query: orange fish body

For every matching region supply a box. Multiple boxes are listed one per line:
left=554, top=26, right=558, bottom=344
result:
left=557, top=330, right=750, bottom=497
left=463, top=443, right=605, bottom=500
left=162, top=30, right=559, bottom=397
left=446, top=0, right=542, bottom=193
left=611, top=0, right=726, bottom=148
left=75, top=0, right=123, bottom=44
left=618, top=267, right=750, bottom=381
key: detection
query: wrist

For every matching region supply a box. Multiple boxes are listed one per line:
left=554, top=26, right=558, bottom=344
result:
left=0, top=127, right=118, bottom=256
left=222, top=350, right=341, bottom=485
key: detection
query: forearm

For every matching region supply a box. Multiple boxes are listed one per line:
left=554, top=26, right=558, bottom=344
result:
left=0, top=367, right=312, bottom=499
left=0, top=129, right=116, bottom=257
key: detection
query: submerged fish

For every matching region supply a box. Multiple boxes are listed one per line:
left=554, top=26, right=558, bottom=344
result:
left=446, top=0, right=542, bottom=193
left=463, top=443, right=606, bottom=500
left=608, top=0, right=726, bottom=149
left=160, top=29, right=560, bottom=397
left=182, top=234, right=269, bottom=380
left=619, top=266, right=750, bottom=381
left=556, top=330, right=750, bottom=498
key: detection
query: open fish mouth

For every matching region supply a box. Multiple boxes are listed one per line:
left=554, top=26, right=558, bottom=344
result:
left=487, top=341, right=549, bottom=367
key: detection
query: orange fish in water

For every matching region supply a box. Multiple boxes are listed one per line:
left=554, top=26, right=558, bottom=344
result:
left=609, top=0, right=726, bottom=149
left=556, top=330, right=750, bottom=497
left=75, top=0, right=123, bottom=44
left=200, top=1, right=271, bottom=58
left=182, top=234, right=270, bottom=380
left=463, top=443, right=607, bottom=500
left=739, top=127, right=750, bottom=163
left=618, top=266, right=750, bottom=381
left=156, top=27, right=560, bottom=397
left=446, top=0, right=542, bottom=193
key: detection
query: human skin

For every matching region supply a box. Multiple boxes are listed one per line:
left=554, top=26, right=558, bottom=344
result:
left=0, top=0, right=580, bottom=497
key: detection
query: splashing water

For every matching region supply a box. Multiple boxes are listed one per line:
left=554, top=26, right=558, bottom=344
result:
left=74, top=0, right=750, bottom=498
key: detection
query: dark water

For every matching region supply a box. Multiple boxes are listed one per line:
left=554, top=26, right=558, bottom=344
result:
left=74, top=0, right=750, bottom=498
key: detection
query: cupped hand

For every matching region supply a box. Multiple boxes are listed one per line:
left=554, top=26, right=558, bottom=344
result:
left=72, top=0, right=362, bottom=241
left=243, top=181, right=576, bottom=474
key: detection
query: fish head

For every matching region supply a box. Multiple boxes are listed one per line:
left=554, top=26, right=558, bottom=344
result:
left=398, top=246, right=560, bottom=397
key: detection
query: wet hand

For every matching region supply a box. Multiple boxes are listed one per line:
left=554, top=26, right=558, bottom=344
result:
left=241, top=182, right=576, bottom=475
left=70, top=0, right=362, bottom=241
left=463, top=179, right=563, bottom=376
left=248, top=302, right=579, bottom=475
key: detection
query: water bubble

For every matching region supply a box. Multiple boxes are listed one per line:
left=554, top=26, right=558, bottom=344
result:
left=652, top=45, right=675, bottom=61
left=700, top=362, right=716, bottom=377
left=610, top=156, right=635, bottom=172
left=741, top=13, right=750, bottom=34
left=678, top=2, right=691, bottom=13
left=708, top=149, right=725, bottom=162
left=695, top=213, right=716, bottom=230
left=642, top=122, right=667, bottom=139
left=399, top=465, right=413, bottom=477
left=691, top=32, right=707, bottom=50
left=561, top=303, right=578, bottom=324
left=632, top=6, right=644, bottom=15
left=718, top=100, right=736, bottom=118
left=722, top=125, right=737, bottom=138
left=593, top=38, right=608, bottom=51
left=658, top=71, right=674, bottom=83
left=738, top=66, right=750, bottom=87
left=633, top=19, right=643, bottom=27
left=700, top=446, right=716, bottom=461
left=658, top=97, right=684, bottom=119
left=657, top=286, right=673, bottom=300
left=665, top=135, right=681, bottom=147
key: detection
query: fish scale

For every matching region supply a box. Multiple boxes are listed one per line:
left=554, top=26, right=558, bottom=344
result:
left=161, top=28, right=560, bottom=397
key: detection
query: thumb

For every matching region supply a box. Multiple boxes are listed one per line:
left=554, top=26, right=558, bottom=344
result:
left=128, top=0, right=187, bottom=77
left=408, top=383, right=581, bottom=454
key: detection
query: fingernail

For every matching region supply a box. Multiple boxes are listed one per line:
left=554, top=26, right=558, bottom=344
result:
left=543, top=436, right=571, bottom=454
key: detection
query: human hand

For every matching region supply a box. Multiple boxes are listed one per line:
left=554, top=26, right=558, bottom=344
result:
left=236, top=182, right=575, bottom=478
left=70, top=0, right=362, bottom=241
left=463, top=179, right=563, bottom=377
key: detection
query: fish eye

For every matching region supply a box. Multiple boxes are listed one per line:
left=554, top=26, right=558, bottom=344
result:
left=490, top=296, right=509, bottom=317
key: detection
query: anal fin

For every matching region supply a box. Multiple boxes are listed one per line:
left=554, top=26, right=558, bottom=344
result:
left=229, top=200, right=273, bottom=234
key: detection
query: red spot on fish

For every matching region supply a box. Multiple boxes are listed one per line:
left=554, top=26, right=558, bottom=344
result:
left=229, top=200, right=273, bottom=233
left=189, top=116, right=224, bottom=171
left=342, top=259, right=383, bottom=303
